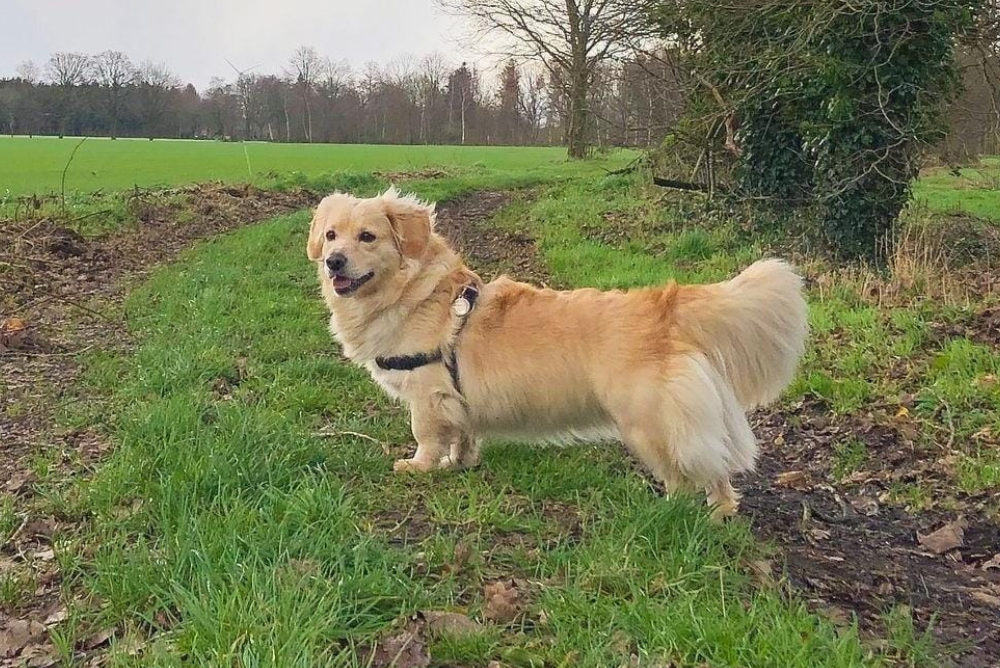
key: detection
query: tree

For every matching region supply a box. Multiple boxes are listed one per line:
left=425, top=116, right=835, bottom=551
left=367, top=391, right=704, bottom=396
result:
left=447, top=62, right=477, bottom=144
left=16, top=61, right=41, bottom=84
left=497, top=60, right=523, bottom=144
left=91, top=50, right=135, bottom=139
left=134, top=60, right=180, bottom=138
left=654, top=0, right=988, bottom=260
left=46, top=52, right=90, bottom=136
left=288, top=46, right=321, bottom=142
left=519, top=68, right=547, bottom=143
left=439, top=0, right=655, bottom=157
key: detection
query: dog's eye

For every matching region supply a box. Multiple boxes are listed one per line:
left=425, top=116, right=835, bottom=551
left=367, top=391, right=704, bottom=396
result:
left=359, top=231, right=376, bottom=243
left=325, top=230, right=336, bottom=241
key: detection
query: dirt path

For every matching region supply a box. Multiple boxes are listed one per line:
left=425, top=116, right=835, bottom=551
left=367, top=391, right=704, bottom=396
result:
left=433, top=201, right=1000, bottom=666
left=3, top=185, right=997, bottom=666
left=1, top=184, right=318, bottom=667
left=431, top=190, right=551, bottom=285
left=743, top=404, right=1000, bottom=667
left=0, top=186, right=537, bottom=667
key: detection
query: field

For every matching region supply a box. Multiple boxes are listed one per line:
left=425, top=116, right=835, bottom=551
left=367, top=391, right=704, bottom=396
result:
left=0, top=136, right=600, bottom=196
left=2, top=144, right=999, bottom=667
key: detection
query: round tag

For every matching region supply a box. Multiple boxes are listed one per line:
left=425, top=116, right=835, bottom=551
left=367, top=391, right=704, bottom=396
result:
left=452, top=298, right=471, bottom=317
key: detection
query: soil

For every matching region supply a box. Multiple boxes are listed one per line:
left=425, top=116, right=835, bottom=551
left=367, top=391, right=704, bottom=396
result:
left=1, top=183, right=318, bottom=668
left=742, top=402, right=1000, bottom=667
left=2, top=185, right=998, bottom=666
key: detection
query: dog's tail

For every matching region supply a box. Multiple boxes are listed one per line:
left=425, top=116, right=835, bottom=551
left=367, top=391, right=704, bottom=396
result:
left=675, top=259, right=808, bottom=410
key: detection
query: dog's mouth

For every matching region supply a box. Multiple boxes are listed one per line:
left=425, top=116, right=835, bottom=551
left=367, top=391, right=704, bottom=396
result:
left=330, top=271, right=374, bottom=296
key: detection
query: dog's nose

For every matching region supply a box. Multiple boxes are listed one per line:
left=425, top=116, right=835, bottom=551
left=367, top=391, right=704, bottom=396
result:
left=325, top=253, right=347, bottom=273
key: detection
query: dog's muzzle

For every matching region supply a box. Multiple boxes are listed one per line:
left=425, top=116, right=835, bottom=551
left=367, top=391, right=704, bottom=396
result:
left=324, top=253, right=374, bottom=296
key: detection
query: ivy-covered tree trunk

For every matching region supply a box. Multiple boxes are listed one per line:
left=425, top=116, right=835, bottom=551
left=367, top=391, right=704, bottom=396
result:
left=655, top=0, right=986, bottom=261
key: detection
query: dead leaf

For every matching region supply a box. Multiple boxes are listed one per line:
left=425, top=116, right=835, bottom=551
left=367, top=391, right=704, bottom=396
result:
left=0, top=619, right=46, bottom=658
left=0, top=317, right=30, bottom=352
left=43, top=606, right=67, bottom=626
left=5, top=473, right=35, bottom=494
left=848, top=496, right=879, bottom=516
left=809, top=528, right=832, bottom=541
left=748, top=560, right=775, bottom=588
left=20, top=642, right=58, bottom=667
left=82, top=629, right=113, bottom=650
left=775, top=470, right=809, bottom=490
left=420, top=611, right=480, bottom=638
left=973, top=373, right=998, bottom=389
left=917, top=519, right=966, bottom=555
left=981, top=553, right=1000, bottom=571
left=366, top=630, right=429, bottom=668
left=483, top=579, right=523, bottom=623
left=971, top=590, right=1000, bottom=607
left=773, top=433, right=786, bottom=446
left=32, top=548, right=55, bottom=562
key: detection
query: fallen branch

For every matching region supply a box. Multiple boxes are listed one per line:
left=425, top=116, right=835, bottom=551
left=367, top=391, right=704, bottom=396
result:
left=313, top=429, right=390, bottom=455
left=652, top=176, right=714, bottom=193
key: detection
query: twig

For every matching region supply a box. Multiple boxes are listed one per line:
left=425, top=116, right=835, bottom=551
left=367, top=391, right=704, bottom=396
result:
left=50, top=295, right=127, bottom=331
left=7, top=344, right=96, bottom=358
left=61, top=137, right=90, bottom=215
left=652, top=176, right=714, bottom=193
left=313, top=429, right=390, bottom=454
left=241, top=141, right=254, bottom=179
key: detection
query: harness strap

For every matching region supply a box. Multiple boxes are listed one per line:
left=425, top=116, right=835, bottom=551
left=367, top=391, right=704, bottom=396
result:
left=373, top=284, right=480, bottom=394
left=375, top=350, right=442, bottom=371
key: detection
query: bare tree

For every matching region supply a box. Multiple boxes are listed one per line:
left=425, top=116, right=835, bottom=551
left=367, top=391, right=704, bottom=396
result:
left=417, top=53, right=449, bottom=143
left=519, top=66, right=547, bottom=143
left=134, top=60, right=180, bottom=138
left=438, top=0, right=654, bottom=157
left=288, top=46, right=322, bottom=142
left=46, top=52, right=91, bottom=136
left=91, top=50, right=135, bottom=139
left=227, top=60, right=263, bottom=140
left=16, top=60, right=41, bottom=84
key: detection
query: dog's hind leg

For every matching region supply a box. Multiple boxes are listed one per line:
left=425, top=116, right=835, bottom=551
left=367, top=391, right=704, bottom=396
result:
left=607, top=353, right=758, bottom=518
left=447, top=435, right=481, bottom=470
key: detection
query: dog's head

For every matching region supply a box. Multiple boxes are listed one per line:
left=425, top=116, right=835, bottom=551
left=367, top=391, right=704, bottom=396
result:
left=306, top=187, right=434, bottom=298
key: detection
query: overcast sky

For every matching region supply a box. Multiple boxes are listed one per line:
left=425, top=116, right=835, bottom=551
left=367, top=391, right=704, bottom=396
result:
left=4, top=0, right=489, bottom=89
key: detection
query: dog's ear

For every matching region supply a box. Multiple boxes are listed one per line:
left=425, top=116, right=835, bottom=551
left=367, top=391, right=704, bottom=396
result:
left=306, top=207, right=325, bottom=261
left=382, top=187, right=433, bottom=259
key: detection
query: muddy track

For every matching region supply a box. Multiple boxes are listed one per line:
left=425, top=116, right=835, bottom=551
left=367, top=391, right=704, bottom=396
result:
left=743, top=405, right=1000, bottom=667
left=2, top=186, right=997, bottom=666
left=435, top=200, right=1000, bottom=665
left=0, top=186, right=535, bottom=667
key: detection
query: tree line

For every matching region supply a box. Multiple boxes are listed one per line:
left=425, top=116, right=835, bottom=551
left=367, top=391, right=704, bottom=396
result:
left=0, top=47, right=682, bottom=148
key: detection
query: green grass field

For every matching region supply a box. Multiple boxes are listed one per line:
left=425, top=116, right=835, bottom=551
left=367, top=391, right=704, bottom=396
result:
left=4, top=143, right=999, bottom=666
left=0, top=136, right=621, bottom=196
left=49, top=173, right=921, bottom=668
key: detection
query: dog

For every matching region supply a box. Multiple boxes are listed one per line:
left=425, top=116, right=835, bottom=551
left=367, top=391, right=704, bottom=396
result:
left=308, top=187, right=808, bottom=518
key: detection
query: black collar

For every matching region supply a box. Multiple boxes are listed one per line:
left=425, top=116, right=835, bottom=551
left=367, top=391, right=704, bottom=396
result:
left=374, top=284, right=479, bottom=392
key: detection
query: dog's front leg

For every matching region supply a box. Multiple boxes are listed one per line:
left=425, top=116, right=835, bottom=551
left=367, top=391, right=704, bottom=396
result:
left=393, top=393, right=466, bottom=473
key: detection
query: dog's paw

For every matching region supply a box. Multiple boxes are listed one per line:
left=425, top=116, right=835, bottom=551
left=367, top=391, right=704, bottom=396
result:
left=393, top=458, right=436, bottom=473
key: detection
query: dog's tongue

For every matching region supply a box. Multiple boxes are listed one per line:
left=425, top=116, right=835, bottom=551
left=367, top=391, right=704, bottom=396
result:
left=332, top=275, right=353, bottom=290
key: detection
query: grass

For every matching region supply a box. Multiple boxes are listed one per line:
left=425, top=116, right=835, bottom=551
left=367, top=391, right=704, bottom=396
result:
left=31, top=165, right=970, bottom=666
left=0, top=136, right=634, bottom=197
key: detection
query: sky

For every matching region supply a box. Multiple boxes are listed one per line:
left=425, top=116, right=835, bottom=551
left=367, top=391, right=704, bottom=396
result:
left=3, top=0, right=490, bottom=89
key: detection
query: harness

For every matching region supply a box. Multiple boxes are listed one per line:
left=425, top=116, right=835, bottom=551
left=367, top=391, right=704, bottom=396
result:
left=375, top=284, right=480, bottom=393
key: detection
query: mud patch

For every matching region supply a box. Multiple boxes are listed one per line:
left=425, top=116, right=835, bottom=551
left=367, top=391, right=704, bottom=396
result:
left=741, top=402, right=1000, bottom=667
left=0, top=182, right=319, bottom=668
left=432, top=190, right=551, bottom=286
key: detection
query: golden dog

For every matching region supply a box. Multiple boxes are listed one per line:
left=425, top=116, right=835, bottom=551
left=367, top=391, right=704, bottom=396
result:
left=308, top=187, right=808, bottom=517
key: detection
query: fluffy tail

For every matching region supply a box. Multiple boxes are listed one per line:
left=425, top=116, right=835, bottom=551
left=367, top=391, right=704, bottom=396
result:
left=676, top=259, right=808, bottom=410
